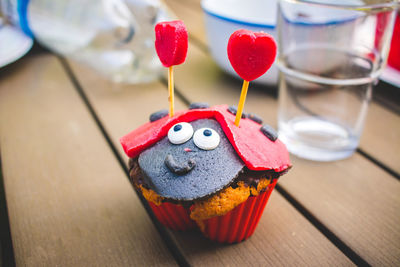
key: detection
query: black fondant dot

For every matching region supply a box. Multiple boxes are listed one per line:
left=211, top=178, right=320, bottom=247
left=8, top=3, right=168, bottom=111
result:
left=149, top=109, right=168, bottom=122
left=203, top=129, right=212, bottom=136
left=227, top=106, right=237, bottom=115
left=189, top=102, right=210, bottom=110
left=174, top=124, right=182, bottom=131
left=260, top=124, right=278, bottom=142
left=248, top=113, right=263, bottom=124
left=227, top=106, right=247, bottom=118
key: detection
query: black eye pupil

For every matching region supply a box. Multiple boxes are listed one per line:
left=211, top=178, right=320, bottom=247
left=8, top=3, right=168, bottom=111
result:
left=203, top=129, right=212, bottom=136
left=173, top=124, right=182, bottom=132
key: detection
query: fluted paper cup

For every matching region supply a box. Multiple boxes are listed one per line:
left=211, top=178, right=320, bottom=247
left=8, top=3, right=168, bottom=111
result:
left=196, top=179, right=277, bottom=243
left=148, top=201, right=196, bottom=231
left=148, top=179, right=277, bottom=242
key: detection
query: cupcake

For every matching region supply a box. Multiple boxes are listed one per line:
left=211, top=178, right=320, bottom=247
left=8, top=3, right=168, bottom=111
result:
left=121, top=104, right=291, bottom=243
left=120, top=22, right=290, bottom=243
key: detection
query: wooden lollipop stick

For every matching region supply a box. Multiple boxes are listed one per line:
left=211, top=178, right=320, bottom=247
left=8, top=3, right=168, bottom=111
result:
left=168, top=66, right=174, bottom=117
left=234, top=80, right=249, bottom=126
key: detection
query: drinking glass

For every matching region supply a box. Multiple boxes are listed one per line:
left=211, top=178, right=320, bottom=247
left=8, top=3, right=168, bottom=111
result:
left=276, top=0, right=399, bottom=161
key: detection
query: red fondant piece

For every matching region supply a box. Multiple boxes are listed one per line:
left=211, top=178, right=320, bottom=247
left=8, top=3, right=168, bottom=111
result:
left=155, top=20, right=188, bottom=67
left=227, top=29, right=277, bottom=81
left=120, top=105, right=290, bottom=172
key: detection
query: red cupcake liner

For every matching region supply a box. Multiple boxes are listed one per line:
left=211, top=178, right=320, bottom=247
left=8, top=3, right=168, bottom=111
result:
left=149, top=201, right=196, bottom=231
left=198, top=179, right=277, bottom=243
left=147, top=179, right=277, bottom=243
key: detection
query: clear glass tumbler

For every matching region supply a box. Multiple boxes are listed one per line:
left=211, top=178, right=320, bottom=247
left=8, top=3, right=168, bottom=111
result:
left=276, top=0, right=399, bottom=161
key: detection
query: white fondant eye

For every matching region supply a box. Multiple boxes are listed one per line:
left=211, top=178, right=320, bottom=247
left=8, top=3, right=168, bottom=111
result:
left=193, top=128, right=220, bottom=150
left=168, top=122, right=194, bottom=144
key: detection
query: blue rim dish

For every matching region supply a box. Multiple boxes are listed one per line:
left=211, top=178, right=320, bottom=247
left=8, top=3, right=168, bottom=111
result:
left=201, top=2, right=359, bottom=28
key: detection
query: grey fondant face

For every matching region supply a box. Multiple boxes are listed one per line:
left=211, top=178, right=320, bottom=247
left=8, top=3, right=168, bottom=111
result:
left=138, top=119, right=245, bottom=201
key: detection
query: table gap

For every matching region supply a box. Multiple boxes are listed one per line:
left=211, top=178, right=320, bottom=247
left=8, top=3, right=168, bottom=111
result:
left=0, top=156, right=16, bottom=267
left=356, top=148, right=400, bottom=181
left=58, top=57, right=191, bottom=267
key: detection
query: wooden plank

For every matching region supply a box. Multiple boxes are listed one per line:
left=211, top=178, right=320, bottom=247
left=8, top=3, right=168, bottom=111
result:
left=171, top=192, right=354, bottom=267
left=161, top=32, right=400, bottom=265
left=67, top=52, right=353, bottom=267
left=280, top=154, right=400, bottom=266
left=165, top=0, right=400, bottom=175
left=0, top=55, right=177, bottom=266
left=167, top=0, right=206, bottom=44
left=361, top=105, right=400, bottom=174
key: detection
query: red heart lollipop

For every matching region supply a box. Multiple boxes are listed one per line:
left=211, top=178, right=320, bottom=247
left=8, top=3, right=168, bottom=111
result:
left=155, top=20, right=188, bottom=67
left=227, top=30, right=277, bottom=81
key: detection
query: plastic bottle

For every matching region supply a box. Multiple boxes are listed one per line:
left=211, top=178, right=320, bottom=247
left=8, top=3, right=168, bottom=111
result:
left=1, top=0, right=173, bottom=83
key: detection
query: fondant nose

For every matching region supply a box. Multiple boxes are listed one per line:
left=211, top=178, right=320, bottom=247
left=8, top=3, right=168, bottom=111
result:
left=164, top=154, right=195, bottom=175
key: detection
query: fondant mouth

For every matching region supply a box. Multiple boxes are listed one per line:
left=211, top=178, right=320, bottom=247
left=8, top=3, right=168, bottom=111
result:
left=165, top=154, right=196, bottom=175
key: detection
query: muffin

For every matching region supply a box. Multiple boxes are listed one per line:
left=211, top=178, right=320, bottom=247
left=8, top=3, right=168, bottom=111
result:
left=120, top=103, right=291, bottom=243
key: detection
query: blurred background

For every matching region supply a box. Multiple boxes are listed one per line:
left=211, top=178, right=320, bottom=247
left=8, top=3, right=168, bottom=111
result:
left=0, top=1, right=399, bottom=266
left=1, top=0, right=398, bottom=88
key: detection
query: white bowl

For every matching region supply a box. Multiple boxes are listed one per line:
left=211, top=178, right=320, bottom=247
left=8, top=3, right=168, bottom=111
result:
left=201, top=0, right=278, bottom=85
left=201, top=0, right=364, bottom=86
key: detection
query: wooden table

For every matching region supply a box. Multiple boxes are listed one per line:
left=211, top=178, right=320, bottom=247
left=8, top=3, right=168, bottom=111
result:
left=0, top=1, right=399, bottom=266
